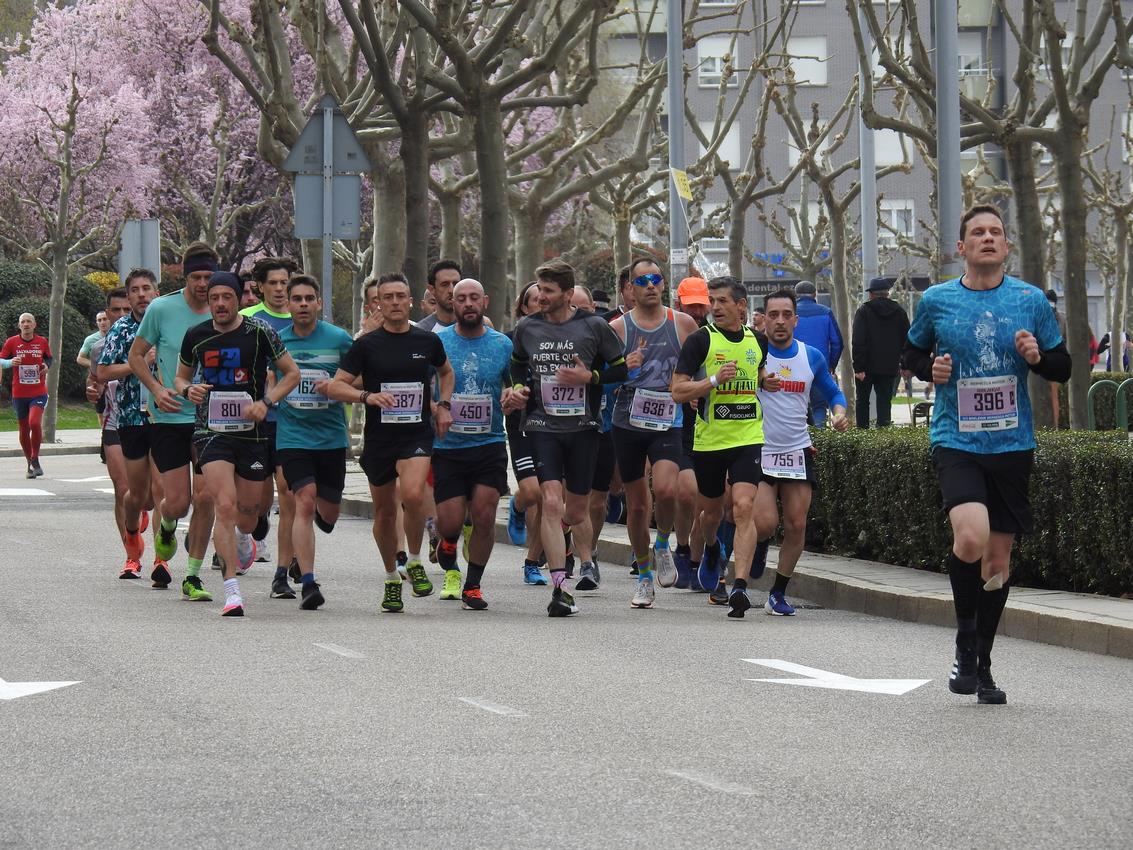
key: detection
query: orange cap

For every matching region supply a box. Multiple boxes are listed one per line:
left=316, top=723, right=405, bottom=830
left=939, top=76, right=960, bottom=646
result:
left=676, top=277, right=709, bottom=306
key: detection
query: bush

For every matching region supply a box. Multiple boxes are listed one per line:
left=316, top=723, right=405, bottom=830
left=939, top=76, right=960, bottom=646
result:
left=66, top=277, right=105, bottom=322
left=1059, top=371, right=1133, bottom=431
left=807, top=428, right=1133, bottom=596
left=0, top=297, right=90, bottom=401
left=0, top=259, right=105, bottom=321
left=85, top=271, right=120, bottom=292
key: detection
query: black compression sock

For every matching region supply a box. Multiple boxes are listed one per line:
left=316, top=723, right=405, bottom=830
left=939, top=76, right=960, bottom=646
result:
left=948, top=552, right=981, bottom=623
left=466, top=562, right=486, bottom=590
left=733, top=577, right=747, bottom=590
left=314, top=508, right=335, bottom=534
left=771, top=571, right=791, bottom=595
left=977, top=584, right=1010, bottom=649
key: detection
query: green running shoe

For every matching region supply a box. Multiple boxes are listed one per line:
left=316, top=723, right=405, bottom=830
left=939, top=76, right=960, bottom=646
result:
left=154, top=519, right=178, bottom=561
left=440, top=569, right=461, bottom=600
left=381, top=579, right=404, bottom=612
left=405, top=561, right=433, bottom=597
left=181, top=575, right=213, bottom=602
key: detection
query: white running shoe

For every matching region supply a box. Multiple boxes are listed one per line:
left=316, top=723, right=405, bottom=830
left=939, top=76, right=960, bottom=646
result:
left=235, top=531, right=257, bottom=575
left=630, top=576, right=655, bottom=609
left=653, top=544, right=677, bottom=588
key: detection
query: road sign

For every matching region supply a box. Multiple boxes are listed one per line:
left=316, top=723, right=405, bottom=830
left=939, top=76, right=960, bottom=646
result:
left=742, top=658, right=930, bottom=696
left=118, top=219, right=161, bottom=283
left=282, top=95, right=372, bottom=320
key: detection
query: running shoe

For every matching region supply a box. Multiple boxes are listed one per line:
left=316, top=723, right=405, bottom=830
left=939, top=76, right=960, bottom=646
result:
left=461, top=587, right=488, bottom=611
left=630, top=576, right=655, bottom=609
left=440, top=569, right=461, bottom=600
left=764, top=590, right=796, bottom=616
left=727, top=588, right=752, bottom=618
left=948, top=646, right=978, bottom=695
left=696, top=546, right=720, bottom=593
left=181, top=575, right=213, bottom=601
left=150, top=560, right=172, bottom=589
left=396, top=551, right=409, bottom=580
left=381, top=579, right=404, bottom=612
left=300, top=581, right=325, bottom=610
left=255, top=536, right=272, bottom=563
left=523, top=562, right=548, bottom=586
left=124, top=529, right=145, bottom=561
left=547, top=587, right=578, bottom=617
left=654, top=542, right=677, bottom=588
left=605, top=492, right=625, bottom=525
left=708, top=580, right=728, bottom=606
left=976, top=665, right=1007, bottom=705
left=221, top=593, right=244, bottom=617
left=426, top=517, right=439, bottom=563
left=270, top=576, right=296, bottom=599
left=628, top=554, right=638, bottom=577
left=26, top=464, right=35, bottom=480
left=405, top=562, right=433, bottom=597
left=673, top=549, right=692, bottom=589
left=689, top=571, right=704, bottom=593
left=288, top=557, right=302, bottom=584
left=507, top=496, right=527, bottom=546
left=462, top=520, right=473, bottom=562
left=119, top=559, right=142, bottom=580
left=575, top=560, right=600, bottom=591
left=211, top=552, right=223, bottom=571
left=31, top=459, right=43, bottom=477
left=154, top=519, right=178, bottom=561
left=235, top=531, right=256, bottom=576
left=139, top=510, right=150, bottom=535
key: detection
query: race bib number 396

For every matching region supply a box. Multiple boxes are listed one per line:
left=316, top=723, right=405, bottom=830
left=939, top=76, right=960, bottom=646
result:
left=957, top=375, right=1018, bottom=432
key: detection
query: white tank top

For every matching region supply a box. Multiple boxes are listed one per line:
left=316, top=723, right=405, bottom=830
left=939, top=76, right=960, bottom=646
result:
left=758, top=341, right=815, bottom=452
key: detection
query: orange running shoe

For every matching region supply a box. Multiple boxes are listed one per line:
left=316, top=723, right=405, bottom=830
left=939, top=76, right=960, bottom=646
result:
left=119, top=558, right=142, bottom=579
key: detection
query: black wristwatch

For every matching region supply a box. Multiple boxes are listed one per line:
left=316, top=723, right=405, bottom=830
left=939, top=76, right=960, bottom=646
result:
left=437, top=399, right=452, bottom=410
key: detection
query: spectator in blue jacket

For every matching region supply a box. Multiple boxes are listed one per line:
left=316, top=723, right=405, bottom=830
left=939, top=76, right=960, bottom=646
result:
left=793, top=280, right=844, bottom=426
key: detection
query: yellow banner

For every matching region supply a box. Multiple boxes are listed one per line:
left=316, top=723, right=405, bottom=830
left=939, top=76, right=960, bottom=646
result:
left=671, top=168, right=693, bottom=201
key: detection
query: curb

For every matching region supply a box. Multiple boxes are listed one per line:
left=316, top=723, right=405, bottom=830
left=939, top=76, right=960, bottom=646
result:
left=339, top=494, right=1133, bottom=661
left=0, top=445, right=101, bottom=459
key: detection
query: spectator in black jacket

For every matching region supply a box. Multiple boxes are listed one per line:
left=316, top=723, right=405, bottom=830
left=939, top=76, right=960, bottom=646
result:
left=852, top=277, right=910, bottom=428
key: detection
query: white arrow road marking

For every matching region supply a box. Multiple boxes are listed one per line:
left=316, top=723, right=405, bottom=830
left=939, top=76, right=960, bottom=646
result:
left=93, top=488, right=116, bottom=494
left=56, top=476, right=111, bottom=483
left=458, top=697, right=527, bottom=717
left=313, top=642, right=364, bottom=659
left=665, top=770, right=754, bottom=796
left=0, top=677, right=80, bottom=701
left=742, top=659, right=931, bottom=696
left=0, top=488, right=54, bottom=497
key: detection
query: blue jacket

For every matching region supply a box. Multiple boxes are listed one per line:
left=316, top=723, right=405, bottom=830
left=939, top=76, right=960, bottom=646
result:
left=794, top=296, right=844, bottom=369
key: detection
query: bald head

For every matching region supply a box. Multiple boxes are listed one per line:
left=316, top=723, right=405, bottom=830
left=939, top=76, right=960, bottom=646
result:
left=453, top=278, right=484, bottom=298
left=453, top=278, right=488, bottom=331
left=17, top=313, right=36, bottom=336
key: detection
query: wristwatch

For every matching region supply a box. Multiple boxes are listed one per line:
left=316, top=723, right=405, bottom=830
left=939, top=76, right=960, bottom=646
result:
left=437, top=399, right=452, bottom=410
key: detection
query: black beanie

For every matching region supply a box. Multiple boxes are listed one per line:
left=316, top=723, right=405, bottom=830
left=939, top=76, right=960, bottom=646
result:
left=207, top=271, right=243, bottom=299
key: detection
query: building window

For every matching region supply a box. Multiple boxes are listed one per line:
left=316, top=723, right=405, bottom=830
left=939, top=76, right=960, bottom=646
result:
left=698, top=121, right=745, bottom=169
left=873, top=128, right=908, bottom=167
left=699, top=202, right=730, bottom=253
left=786, top=36, right=828, bottom=87
left=878, top=199, right=914, bottom=247
left=698, top=36, right=739, bottom=88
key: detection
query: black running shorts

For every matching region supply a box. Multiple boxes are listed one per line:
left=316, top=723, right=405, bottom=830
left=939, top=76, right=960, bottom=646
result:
left=759, top=446, right=818, bottom=488
left=932, top=446, right=1034, bottom=535
left=432, top=442, right=509, bottom=504
left=193, top=433, right=272, bottom=482
left=611, top=425, right=683, bottom=484
left=531, top=430, right=598, bottom=495
left=506, top=416, right=537, bottom=482
left=358, top=435, right=433, bottom=487
left=276, top=447, right=348, bottom=504
left=591, top=429, right=617, bottom=492
left=102, top=426, right=121, bottom=449
left=150, top=422, right=202, bottom=474
left=692, top=444, right=763, bottom=499
left=117, top=423, right=151, bottom=462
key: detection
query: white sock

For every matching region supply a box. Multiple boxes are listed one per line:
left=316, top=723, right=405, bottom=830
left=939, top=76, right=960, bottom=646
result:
left=224, top=578, right=240, bottom=598
left=408, top=550, right=421, bottom=563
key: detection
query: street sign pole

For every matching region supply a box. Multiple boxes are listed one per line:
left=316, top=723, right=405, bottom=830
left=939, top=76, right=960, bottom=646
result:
left=322, top=99, right=335, bottom=321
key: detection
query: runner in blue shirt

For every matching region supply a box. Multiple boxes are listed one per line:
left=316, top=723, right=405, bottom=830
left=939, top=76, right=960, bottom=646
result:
left=903, top=204, right=1071, bottom=704
left=273, top=275, right=354, bottom=610
left=432, top=280, right=515, bottom=610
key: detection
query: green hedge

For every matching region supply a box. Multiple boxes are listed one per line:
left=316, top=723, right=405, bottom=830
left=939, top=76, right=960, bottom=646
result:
left=0, top=297, right=89, bottom=401
left=0, top=259, right=104, bottom=320
left=806, top=428, right=1133, bottom=596
left=1060, top=371, right=1133, bottom=430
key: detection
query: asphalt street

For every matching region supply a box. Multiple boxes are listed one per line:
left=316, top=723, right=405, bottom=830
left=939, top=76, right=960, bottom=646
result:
left=2, top=454, right=1131, bottom=849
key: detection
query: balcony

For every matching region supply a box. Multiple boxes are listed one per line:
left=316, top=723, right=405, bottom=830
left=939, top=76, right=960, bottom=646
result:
left=960, top=69, right=991, bottom=102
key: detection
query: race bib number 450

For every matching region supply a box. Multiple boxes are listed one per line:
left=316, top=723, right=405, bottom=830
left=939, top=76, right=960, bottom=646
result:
left=540, top=376, right=586, bottom=417
left=957, top=375, right=1018, bottom=432
left=451, top=392, right=492, bottom=434
left=380, top=381, right=424, bottom=423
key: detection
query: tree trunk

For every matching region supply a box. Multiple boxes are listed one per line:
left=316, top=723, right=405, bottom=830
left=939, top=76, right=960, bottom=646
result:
left=825, top=206, right=855, bottom=412
left=728, top=200, right=746, bottom=279
left=42, top=246, right=68, bottom=444
left=400, top=112, right=430, bottom=289
left=470, top=93, right=510, bottom=328
left=513, top=206, right=547, bottom=292
left=439, top=188, right=462, bottom=261
left=613, top=202, right=632, bottom=273
left=1054, top=134, right=1091, bottom=429
left=373, top=163, right=406, bottom=283
left=1005, top=137, right=1054, bottom=428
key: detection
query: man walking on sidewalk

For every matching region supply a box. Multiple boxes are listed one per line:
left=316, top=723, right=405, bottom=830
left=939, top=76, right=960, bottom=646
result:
left=852, top=277, right=909, bottom=428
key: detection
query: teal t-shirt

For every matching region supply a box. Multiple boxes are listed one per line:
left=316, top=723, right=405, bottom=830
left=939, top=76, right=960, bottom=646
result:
left=135, top=289, right=211, bottom=424
left=80, top=330, right=102, bottom=357
left=433, top=325, right=512, bottom=450
left=241, top=303, right=292, bottom=423
left=275, top=321, right=354, bottom=450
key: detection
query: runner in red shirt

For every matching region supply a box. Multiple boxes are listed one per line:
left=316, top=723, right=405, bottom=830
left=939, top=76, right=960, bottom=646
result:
left=1, top=312, right=53, bottom=478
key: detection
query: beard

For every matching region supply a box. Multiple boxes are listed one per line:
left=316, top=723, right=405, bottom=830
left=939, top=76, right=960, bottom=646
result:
left=457, top=311, right=483, bottom=330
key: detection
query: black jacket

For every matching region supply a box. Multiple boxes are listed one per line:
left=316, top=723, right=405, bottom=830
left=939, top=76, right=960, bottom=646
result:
left=851, top=296, right=910, bottom=375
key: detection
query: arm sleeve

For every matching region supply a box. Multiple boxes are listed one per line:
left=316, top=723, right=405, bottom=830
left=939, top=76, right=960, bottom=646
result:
left=42, top=353, right=54, bottom=367
left=1031, top=342, right=1072, bottom=383
left=755, top=332, right=769, bottom=369
left=595, top=361, right=628, bottom=384
left=595, top=318, right=627, bottom=367
left=509, top=323, right=530, bottom=385
left=0, top=358, right=11, bottom=369
left=807, top=346, right=847, bottom=407
left=675, top=328, right=710, bottom=376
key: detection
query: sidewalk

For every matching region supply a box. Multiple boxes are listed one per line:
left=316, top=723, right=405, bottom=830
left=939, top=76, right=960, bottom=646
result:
left=0, top=427, right=103, bottom=458
left=340, top=465, right=1133, bottom=661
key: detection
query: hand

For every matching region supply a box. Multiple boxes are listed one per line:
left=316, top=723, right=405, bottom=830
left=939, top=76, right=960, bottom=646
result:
left=625, top=338, right=647, bottom=371
left=10, top=354, right=22, bottom=365
left=1015, top=330, right=1041, bottom=365
left=314, top=379, right=332, bottom=397
left=830, top=412, right=850, bottom=432
left=555, top=355, right=593, bottom=386
left=931, top=354, right=952, bottom=384
left=501, top=387, right=526, bottom=414
left=85, top=381, right=102, bottom=403
left=855, top=372, right=866, bottom=381
left=714, top=360, right=738, bottom=384
left=433, top=403, right=453, bottom=438
left=246, top=399, right=269, bottom=423
left=158, top=385, right=189, bottom=411
left=761, top=372, right=781, bottom=393
left=362, top=310, right=381, bottom=334
left=368, top=392, right=397, bottom=409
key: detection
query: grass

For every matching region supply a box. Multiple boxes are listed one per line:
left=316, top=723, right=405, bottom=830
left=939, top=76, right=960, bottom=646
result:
left=0, top=401, right=100, bottom=431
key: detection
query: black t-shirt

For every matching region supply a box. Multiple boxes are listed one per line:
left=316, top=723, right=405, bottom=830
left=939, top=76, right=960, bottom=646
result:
left=179, top=317, right=286, bottom=440
left=340, top=325, right=448, bottom=441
